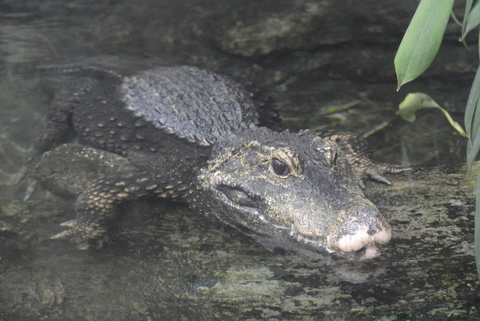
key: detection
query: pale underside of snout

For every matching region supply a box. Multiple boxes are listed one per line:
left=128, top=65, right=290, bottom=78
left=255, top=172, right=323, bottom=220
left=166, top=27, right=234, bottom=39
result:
left=289, top=222, right=391, bottom=260
left=328, top=226, right=391, bottom=259
left=327, top=205, right=392, bottom=259
left=288, top=204, right=392, bottom=260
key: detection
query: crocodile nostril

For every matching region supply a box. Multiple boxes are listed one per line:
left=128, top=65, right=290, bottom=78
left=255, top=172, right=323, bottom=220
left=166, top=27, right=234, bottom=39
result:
left=338, top=227, right=391, bottom=247
left=329, top=205, right=392, bottom=257
left=331, top=227, right=391, bottom=255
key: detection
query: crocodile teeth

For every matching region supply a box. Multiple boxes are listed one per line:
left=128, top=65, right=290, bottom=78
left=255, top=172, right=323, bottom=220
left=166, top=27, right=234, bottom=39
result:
left=289, top=224, right=325, bottom=247
left=289, top=224, right=296, bottom=237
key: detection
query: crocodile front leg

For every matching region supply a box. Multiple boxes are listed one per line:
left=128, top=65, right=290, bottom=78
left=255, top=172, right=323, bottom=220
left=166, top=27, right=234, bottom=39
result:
left=315, top=130, right=409, bottom=188
left=51, top=170, right=188, bottom=249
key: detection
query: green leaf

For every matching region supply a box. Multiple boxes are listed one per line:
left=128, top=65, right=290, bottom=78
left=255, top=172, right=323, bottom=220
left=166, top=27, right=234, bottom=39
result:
left=476, top=170, right=480, bottom=277
left=462, top=0, right=475, bottom=30
left=461, top=0, right=480, bottom=41
left=394, top=0, right=454, bottom=90
left=397, top=92, right=468, bottom=137
left=465, top=67, right=480, bottom=136
left=463, top=3, right=480, bottom=40
left=468, top=125, right=480, bottom=168
left=465, top=39, right=480, bottom=168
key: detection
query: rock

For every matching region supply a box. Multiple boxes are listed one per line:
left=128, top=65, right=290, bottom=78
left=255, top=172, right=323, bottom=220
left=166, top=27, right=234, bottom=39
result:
left=215, top=0, right=461, bottom=57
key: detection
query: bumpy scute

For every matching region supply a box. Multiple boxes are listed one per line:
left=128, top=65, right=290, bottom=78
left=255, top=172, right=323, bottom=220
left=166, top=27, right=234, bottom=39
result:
left=29, top=57, right=406, bottom=259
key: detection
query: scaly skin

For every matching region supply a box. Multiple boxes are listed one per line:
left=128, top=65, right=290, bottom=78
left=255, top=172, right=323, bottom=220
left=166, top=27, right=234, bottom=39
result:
left=30, top=57, right=405, bottom=259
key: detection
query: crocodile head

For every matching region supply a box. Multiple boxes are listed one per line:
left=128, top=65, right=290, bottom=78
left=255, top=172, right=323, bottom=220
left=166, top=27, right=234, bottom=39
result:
left=194, top=127, right=391, bottom=260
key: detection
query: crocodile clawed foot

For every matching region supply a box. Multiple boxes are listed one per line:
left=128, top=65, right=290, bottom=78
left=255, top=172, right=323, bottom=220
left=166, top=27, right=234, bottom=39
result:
left=357, top=162, right=411, bottom=189
left=51, top=220, right=77, bottom=239
left=314, top=130, right=410, bottom=188
left=51, top=220, right=92, bottom=250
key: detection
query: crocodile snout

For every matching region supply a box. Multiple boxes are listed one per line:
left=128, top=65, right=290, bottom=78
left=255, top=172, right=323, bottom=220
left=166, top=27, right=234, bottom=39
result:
left=328, top=206, right=391, bottom=259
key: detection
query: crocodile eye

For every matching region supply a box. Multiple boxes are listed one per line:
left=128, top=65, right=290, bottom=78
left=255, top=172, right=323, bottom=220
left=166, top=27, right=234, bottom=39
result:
left=270, top=158, right=290, bottom=177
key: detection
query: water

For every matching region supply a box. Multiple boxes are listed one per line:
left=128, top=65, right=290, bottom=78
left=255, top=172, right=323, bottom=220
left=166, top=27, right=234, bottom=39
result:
left=0, top=1, right=478, bottom=320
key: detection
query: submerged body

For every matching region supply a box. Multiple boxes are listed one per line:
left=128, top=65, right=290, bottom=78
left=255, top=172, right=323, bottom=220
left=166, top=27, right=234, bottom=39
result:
left=30, top=57, right=404, bottom=259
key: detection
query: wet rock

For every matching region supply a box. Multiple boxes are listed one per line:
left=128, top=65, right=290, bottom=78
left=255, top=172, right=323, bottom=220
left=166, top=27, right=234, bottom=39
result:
left=215, top=0, right=461, bottom=57
left=1, top=201, right=29, bottom=217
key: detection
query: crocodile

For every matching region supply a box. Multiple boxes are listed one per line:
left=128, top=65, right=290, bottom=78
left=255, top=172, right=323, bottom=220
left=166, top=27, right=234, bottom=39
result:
left=28, top=57, right=405, bottom=260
